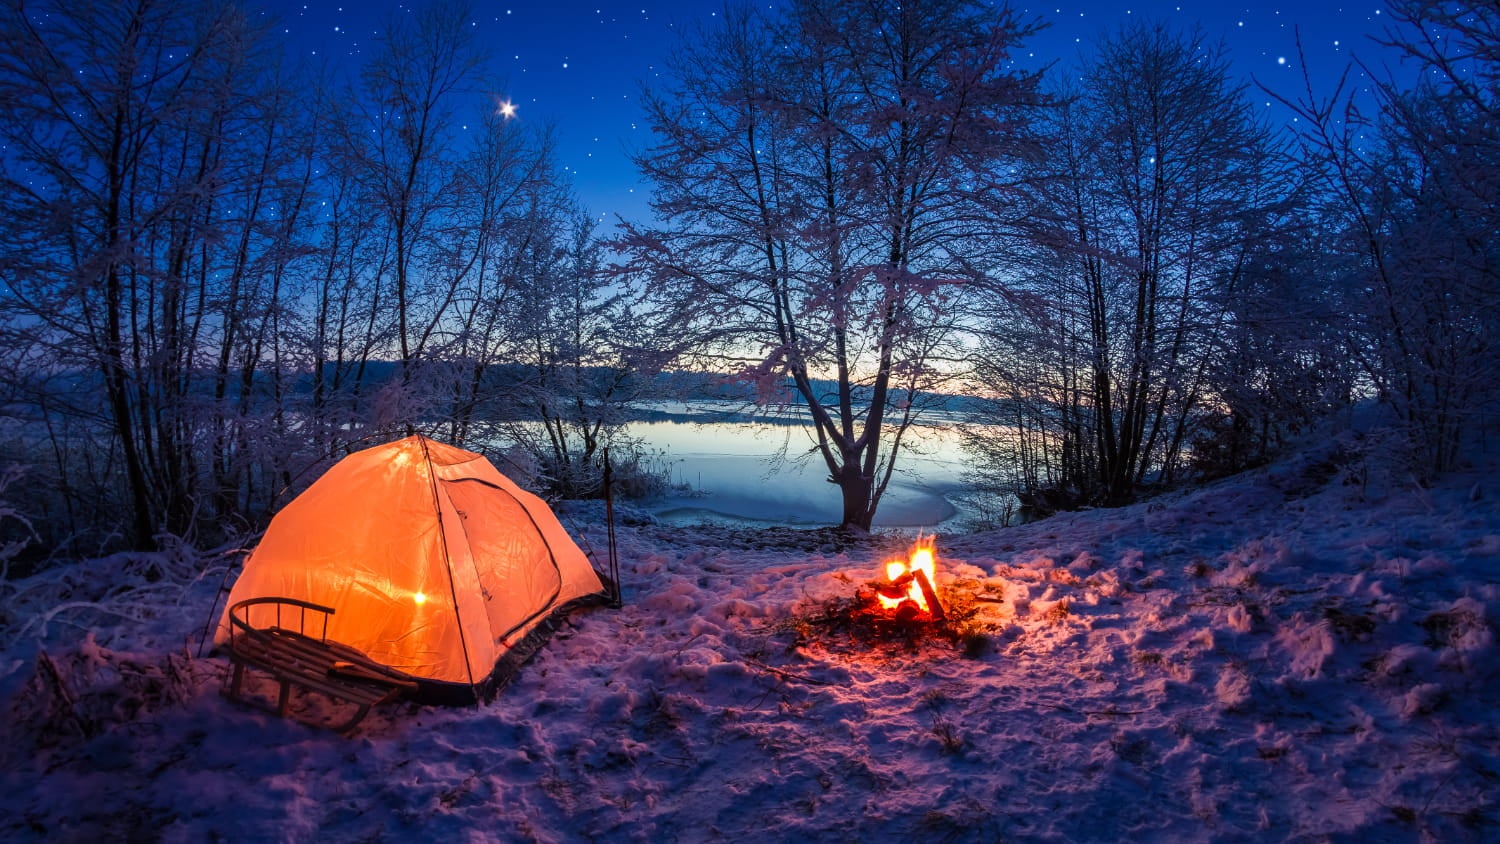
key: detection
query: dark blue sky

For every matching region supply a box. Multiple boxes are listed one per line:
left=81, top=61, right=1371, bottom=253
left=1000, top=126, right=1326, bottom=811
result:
left=257, top=1, right=1401, bottom=224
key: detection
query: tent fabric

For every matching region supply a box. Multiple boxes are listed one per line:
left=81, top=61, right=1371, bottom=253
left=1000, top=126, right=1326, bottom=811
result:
left=214, top=435, right=606, bottom=703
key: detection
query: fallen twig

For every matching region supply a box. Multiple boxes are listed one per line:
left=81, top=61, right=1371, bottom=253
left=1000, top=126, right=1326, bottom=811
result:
left=744, top=657, right=834, bottom=686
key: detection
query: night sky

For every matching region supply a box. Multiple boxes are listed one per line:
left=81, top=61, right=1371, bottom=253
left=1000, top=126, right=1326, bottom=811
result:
left=257, top=1, right=1402, bottom=224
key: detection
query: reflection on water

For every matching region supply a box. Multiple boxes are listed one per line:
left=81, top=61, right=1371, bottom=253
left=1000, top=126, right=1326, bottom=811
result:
left=624, top=409, right=976, bottom=530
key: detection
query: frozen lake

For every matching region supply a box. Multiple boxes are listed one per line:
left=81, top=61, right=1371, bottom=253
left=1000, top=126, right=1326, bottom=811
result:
left=623, top=402, right=977, bottom=530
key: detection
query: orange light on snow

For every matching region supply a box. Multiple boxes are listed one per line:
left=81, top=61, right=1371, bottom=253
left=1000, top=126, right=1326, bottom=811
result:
left=878, top=537, right=939, bottom=613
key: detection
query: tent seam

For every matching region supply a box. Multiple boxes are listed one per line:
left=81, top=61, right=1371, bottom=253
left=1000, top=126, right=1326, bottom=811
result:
left=440, top=476, right=570, bottom=644
left=416, top=435, right=481, bottom=697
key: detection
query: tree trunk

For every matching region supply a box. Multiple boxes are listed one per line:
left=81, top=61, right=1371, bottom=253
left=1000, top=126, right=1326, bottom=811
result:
left=836, top=461, right=875, bottom=531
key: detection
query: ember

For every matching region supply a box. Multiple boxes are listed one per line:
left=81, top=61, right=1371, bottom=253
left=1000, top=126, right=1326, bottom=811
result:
left=873, top=536, right=945, bottom=621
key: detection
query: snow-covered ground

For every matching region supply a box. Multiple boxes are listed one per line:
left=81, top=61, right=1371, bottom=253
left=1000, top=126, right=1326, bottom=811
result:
left=2, top=432, right=1498, bottom=842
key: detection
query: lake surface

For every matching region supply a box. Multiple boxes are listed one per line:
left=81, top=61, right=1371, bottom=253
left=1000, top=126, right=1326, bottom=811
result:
left=623, top=402, right=979, bottom=530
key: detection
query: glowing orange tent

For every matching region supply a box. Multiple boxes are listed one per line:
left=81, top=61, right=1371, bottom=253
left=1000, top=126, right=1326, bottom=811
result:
left=215, top=435, right=607, bottom=703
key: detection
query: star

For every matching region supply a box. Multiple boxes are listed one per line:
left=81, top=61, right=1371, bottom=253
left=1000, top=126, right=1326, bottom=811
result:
left=499, top=99, right=517, bottom=119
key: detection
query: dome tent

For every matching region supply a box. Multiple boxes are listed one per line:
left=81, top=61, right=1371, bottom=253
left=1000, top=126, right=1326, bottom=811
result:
left=214, top=435, right=607, bottom=704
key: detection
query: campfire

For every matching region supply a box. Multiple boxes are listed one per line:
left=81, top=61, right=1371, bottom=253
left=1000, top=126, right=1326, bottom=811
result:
left=867, top=536, right=946, bottom=622
left=783, top=533, right=994, bottom=657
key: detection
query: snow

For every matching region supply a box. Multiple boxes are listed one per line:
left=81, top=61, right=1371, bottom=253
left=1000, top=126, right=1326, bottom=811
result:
left=3, top=435, right=1499, bottom=841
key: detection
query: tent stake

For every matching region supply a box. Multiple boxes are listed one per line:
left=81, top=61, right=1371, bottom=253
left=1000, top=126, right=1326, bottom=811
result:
left=604, top=447, right=622, bottom=608
left=195, top=543, right=254, bottom=657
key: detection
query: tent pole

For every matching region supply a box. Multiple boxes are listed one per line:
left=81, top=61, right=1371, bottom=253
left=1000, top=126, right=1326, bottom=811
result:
left=416, top=435, right=480, bottom=701
left=194, top=550, right=242, bottom=657
left=604, top=447, right=621, bottom=608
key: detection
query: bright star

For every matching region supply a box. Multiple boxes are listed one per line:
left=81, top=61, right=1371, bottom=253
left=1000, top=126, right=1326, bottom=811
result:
left=499, top=99, right=517, bottom=119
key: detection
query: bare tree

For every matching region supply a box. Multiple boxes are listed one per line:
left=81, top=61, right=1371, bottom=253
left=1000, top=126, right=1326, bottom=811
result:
left=493, top=207, right=663, bottom=496
left=969, top=22, right=1295, bottom=507
left=436, top=108, right=557, bottom=447
left=1192, top=223, right=1356, bottom=476
left=305, top=76, right=388, bottom=455
left=1280, top=2, right=1500, bottom=475
left=350, top=0, right=486, bottom=402
left=205, top=57, right=326, bottom=524
left=618, top=0, right=1043, bottom=529
left=0, top=0, right=289, bottom=548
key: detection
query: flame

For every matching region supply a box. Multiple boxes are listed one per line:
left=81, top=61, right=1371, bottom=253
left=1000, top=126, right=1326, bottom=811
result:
left=878, top=536, right=938, bottom=612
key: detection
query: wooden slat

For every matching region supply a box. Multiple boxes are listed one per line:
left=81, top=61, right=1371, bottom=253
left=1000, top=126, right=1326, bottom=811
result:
left=224, top=598, right=415, bottom=730
left=228, top=644, right=393, bottom=707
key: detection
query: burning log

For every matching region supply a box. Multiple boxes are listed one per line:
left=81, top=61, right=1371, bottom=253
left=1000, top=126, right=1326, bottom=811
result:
left=910, top=567, right=945, bottom=622
left=873, top=573, right=916, bottom=601
left=870, top=536, right=946, bottom=621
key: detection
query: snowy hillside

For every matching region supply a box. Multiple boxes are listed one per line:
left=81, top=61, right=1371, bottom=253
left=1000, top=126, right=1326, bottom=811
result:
left=2, top=433, right=1497, bottom=842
